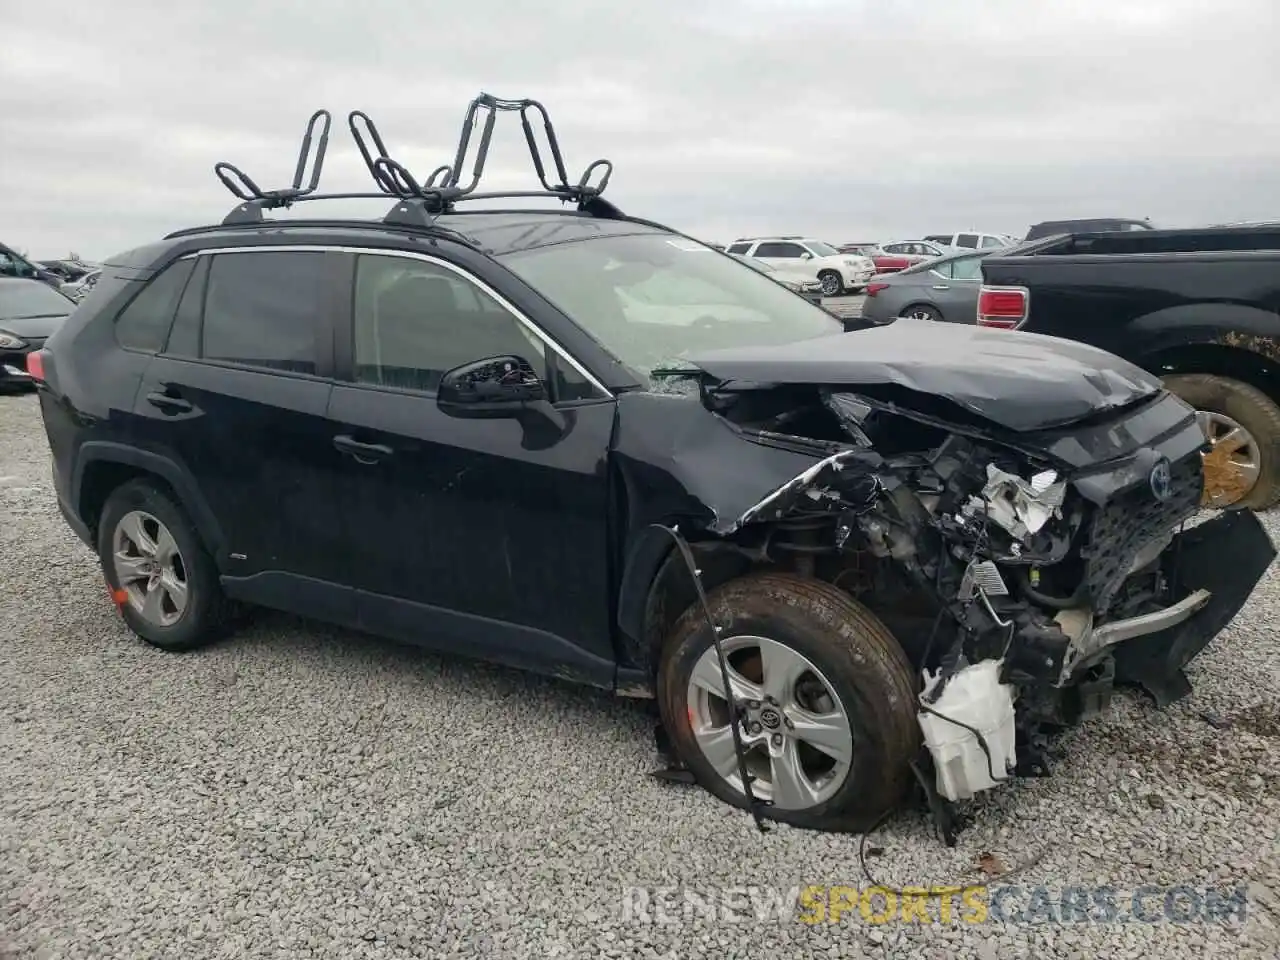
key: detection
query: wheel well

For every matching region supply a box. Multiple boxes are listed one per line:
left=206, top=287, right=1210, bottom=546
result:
left=78, top=462, right=175, bottom=539
left=1143, top=343, right=1280, bottom=407
left=899, top=302, right=937, bottom=316
left=638, top=545, right=752, bottom=681
left=635, top=532, right=940, bottom=684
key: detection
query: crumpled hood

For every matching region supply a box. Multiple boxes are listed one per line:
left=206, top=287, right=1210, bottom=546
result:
left=685, top=317, right=1163, bottom=432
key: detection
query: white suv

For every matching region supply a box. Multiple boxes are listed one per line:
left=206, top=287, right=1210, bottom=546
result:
left=922, top=231, right=1017, bottom=252
left=725, top=237, right=876, bottom=296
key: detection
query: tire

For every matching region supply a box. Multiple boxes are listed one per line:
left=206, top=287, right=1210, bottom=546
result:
left=1163, top=373, right=1280, bottom=510
left=97, top=478, right=234, bottom=651
left=818, top=271, right=844, bottom=297
left=657, top=572, right=920, bottom=832
left=900, top=303, right=943, bottom=323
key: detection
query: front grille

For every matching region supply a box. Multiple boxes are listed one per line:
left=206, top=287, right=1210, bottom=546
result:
left=1082, top=454, right=1201, bottom=613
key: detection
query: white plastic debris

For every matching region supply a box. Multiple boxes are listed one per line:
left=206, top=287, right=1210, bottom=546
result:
left=918, top=659, right=1017, bottom=802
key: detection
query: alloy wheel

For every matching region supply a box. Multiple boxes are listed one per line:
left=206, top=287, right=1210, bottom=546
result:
left=820, top=273, right=842, bottom=297
left=1197, top=410, right=1261, bottom=507
left=685, top=635, right=854, bottom=810
left=112, top=510, right=190, bottom=627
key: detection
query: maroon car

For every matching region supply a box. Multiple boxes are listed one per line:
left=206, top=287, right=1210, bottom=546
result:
left=838, top=240, right=946, bottom=274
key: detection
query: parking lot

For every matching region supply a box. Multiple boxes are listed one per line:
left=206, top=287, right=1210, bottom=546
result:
left=2, top=389, right=1278, bottom=959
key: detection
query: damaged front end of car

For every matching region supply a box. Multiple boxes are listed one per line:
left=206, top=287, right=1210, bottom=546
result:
left=639, top=354, right=1274, bottom=824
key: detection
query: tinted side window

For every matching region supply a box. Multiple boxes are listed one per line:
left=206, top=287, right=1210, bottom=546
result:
left=726, top=243, right=751, bottom=255
left=353, top=254, right=547, bottom=394
left=979, top=235, right=1005, bottom=248
left=956, top=234, right=979, bottom=248
left=202, top=252, right=326, bottom=374
left=756, top=242, right=805, bottom=258
left=164, top=255, right=209, bottom=357
left=114, top=259, right=195, bottom=353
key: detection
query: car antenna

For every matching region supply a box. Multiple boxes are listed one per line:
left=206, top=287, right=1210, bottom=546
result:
left=650, top=523, right=773, bottom=834
left=214, top=109, right=333, bottom=224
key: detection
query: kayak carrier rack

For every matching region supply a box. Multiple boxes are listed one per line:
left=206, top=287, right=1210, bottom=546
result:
left=212, top=93, right=622, bottom=228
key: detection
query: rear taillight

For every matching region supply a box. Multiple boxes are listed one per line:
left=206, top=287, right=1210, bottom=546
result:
left=865, top=282, right=889, bottom=297
left=26, top=350, right=46, bottom=381
left=976, top=285, right=1029, bottom=329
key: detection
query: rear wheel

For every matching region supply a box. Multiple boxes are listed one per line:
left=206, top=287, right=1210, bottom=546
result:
left=901, top=303, right=943, bottom=323
left=657, top=573, right=920, bottom=831
left=1163, top=373, right=1280, bottom=509
left=97, top=479, right=234, bottom=651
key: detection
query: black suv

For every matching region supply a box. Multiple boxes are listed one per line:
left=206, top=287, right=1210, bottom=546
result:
left=32, top=97, right=1275, bottom=834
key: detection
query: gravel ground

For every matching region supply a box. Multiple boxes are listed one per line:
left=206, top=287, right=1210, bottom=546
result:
left=822, top=295, right=864, bottom=320
left=2, top=389, right=1278, bottom=960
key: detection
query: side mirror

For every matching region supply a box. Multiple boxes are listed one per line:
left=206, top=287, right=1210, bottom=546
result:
left=800, top=252, right=813, bottom=260
left=438, top=355, right=546, bottom=418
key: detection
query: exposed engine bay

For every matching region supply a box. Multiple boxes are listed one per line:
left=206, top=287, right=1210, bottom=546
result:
left=676, top=376, right=1272, bottom=810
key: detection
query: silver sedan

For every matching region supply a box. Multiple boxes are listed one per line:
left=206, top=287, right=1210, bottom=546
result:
left=859, top=249, right=997, bottom=325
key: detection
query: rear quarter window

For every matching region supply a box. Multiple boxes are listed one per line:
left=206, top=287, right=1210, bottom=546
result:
left=113, top=259, right=196, bottom=353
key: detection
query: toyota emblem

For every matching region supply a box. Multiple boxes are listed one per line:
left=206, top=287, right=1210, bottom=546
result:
left=1149, top=457, right=1173, bottom=503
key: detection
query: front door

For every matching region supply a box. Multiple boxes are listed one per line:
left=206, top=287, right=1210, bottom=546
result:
left=326, top=249, right=619, bottom=686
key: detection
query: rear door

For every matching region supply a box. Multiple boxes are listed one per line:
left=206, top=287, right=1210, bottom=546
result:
left=133, top=248, right=351, bottom=612
left=927, top=254, right=986, bottom=321
left=326, top=249, right=619, bottom=685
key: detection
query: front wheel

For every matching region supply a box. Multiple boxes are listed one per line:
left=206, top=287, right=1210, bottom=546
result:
left=657, top=573, right=920, bottom=831
left=818, top=271, right=844, bottom=297
left=1163, top=373, right=1280, bottom=510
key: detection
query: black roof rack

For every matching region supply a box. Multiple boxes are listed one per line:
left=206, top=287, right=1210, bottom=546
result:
left=213, top=93, right=624, bottom=229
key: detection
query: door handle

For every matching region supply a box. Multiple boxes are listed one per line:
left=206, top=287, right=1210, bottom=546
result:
left=333, top=434, right=394, bottom=463
left=931, top=284, right=951, bottom=290
left=145, top=391, right=193, bottom=413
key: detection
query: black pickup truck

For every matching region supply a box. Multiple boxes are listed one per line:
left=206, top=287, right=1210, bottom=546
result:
left=977, top=224, right=1280, bottom=510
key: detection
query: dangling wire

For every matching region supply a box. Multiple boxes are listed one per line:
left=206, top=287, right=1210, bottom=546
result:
left=650, top=523, right=773, bottom=833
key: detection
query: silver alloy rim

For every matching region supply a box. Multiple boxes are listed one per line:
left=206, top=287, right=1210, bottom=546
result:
left=820, top=273, right=841, bottom=296
left=1197, top=410, right=1261, bottom=507
left=685, top=635, right=854, bottom=810
left=112, top=510, right=189, bottom=627
left=906, top=307, right=936, bottom=321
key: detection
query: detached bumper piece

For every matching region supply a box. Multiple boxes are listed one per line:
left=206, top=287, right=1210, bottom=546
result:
left=1113, top=510, right=1276, bottom=706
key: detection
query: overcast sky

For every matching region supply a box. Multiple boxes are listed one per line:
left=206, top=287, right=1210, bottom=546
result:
left=2, top=0, right=1277, bottom=261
